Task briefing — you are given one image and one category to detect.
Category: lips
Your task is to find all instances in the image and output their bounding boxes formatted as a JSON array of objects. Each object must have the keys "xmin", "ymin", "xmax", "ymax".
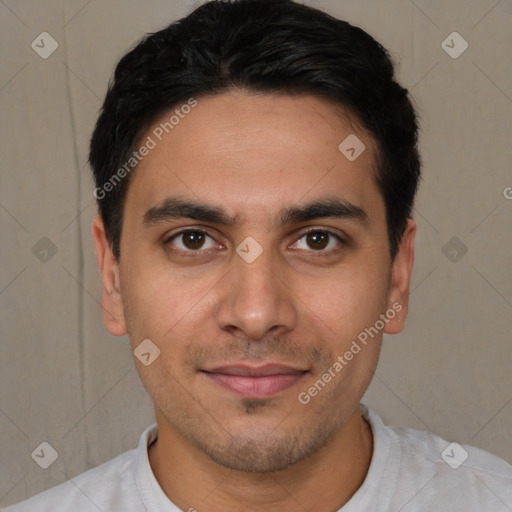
[{"xmin": 202, "ymin": 363, "xmax": 308, "ymax": 399}]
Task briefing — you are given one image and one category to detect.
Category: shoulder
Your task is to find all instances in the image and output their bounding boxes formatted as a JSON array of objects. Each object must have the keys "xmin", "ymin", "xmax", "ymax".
[
  {"xmin": 378, "ymin": 413, "xmax": 512, "ymax": 510},
  {"xmin": 3, "ymin": 423, "xmax": 160, "ymax": 512},
  {"xmin": 3, "ymin": 449, "xmax": 139, "ymax": 512}
]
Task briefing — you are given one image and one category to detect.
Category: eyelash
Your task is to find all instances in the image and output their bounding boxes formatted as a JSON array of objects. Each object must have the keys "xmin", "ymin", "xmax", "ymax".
[{"xmin": 163, "ymin": 228, "xmax": 346, "ymax": 256}]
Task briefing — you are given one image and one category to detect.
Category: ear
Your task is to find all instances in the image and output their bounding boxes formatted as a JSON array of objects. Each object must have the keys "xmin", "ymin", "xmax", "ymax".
[
  {"xmin": 383, "ymin": 219, "xmax": 416, "ymax": 335},
  {"xmin": 91, "ymin": 214, "xmax": 128, "ymax": 336}
]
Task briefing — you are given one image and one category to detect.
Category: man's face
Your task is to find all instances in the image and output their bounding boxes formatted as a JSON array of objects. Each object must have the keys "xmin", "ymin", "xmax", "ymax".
[{"xmin": 93, "ymin": 91, "xmax": 414, "ymax": 472}]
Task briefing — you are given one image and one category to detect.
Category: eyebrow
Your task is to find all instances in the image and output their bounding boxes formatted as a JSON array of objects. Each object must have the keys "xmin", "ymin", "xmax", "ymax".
[{"xmin": 142, "ymin": 195, "xmax": 369, "ymax": 230}]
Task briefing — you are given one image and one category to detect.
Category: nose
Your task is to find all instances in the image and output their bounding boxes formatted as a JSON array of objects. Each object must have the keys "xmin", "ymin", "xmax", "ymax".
[{"xmin": 216, "ymin": 242, "xmax": 298, "ymax": 342}]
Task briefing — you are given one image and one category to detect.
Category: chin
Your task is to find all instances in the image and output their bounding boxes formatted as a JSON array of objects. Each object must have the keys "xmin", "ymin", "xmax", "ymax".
[{"xmin": 189, "ymin": 416, "xmax": 336, "ymax": 473}]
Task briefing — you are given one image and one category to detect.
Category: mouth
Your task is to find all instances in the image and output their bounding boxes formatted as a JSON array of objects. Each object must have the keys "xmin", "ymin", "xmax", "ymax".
[{"xmin": 201, "ymin": 363, "xmax": 309, "ymax": 399}]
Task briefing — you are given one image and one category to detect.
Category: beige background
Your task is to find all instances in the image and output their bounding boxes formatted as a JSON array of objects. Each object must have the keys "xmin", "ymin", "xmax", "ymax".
[{"xmin": 1, "ymin": 0, "xmax": 511, "ymax": 506}]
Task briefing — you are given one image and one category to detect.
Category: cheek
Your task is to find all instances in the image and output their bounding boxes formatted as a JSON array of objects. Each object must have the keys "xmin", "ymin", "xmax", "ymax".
[
  {"xmin": 122, "ymin": 260, "xmax": 219, "ymax": 344},
  {"xmin": 301, "ymin": 263, "xmax": 389, "ymax": 343}
]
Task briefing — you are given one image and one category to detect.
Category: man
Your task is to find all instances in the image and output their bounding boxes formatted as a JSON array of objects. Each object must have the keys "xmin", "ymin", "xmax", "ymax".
[{"xmin": 6, "ymin": 0, "xmax": 511, "ymax": 510}]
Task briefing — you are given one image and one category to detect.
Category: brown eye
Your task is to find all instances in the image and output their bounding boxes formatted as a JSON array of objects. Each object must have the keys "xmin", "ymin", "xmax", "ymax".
[
  {"xmin": 167, "ymin": 230, "xmax": 216, "ymax": 252},
  {"xmin": 293, "ymin": 230, "xmax": 343, "ymax": 252},
  {"xmin": 306, "ymin": 231, "xmax": 329, "ymax": 250},
  {"xmin": 183, "ymin": 231, "xmax": 206, "ymax": 250}
]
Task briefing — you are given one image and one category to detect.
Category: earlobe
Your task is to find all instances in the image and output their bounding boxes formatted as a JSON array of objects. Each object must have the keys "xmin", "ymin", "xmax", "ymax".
[
  {"xmin": 91, "ymin": 214, "xmax": 128, "ymax": 336},
  {"xmin": 383, "ymin": 219, "xmax": 416, "ymax": 335}
]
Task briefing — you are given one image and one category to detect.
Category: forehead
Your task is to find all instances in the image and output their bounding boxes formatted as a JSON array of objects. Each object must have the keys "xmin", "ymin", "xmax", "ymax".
[{"xmin": 124, "ymin": 91, "xmax": 383, "ymax": 223}]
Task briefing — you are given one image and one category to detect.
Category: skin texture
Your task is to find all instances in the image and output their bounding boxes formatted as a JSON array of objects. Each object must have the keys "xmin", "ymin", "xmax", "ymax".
[{"xmin": 92, "ymin": 91, "xmax": 416, "ymax": 511}]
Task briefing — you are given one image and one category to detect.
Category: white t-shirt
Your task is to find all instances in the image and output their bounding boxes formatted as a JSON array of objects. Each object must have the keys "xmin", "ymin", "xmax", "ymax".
[{"xmin": 4, "ymin": 405, "xmax": 512, "ymax": 511}]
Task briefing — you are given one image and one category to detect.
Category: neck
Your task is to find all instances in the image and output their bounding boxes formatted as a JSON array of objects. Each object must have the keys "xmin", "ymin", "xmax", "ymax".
[{"xmin": 148, "ymin": 407, "xmax": 373, "ymax": 512}]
